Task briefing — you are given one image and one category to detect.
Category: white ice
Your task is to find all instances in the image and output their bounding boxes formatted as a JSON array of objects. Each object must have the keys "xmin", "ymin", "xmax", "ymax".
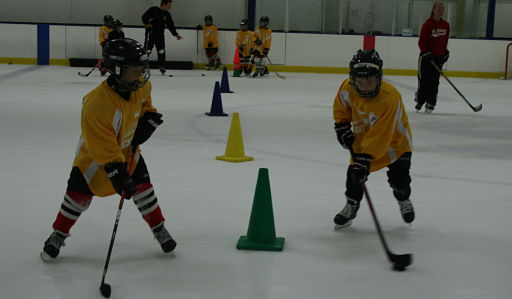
[{"xmin": 0, "ymin": 64, "xmax": 511, "ymax": 299}]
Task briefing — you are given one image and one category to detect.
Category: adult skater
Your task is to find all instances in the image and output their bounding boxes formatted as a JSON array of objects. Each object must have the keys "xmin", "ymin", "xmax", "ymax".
[
  {"xmin": 142, "ymin": 0, "xmax": 183, "ymax": 75},
  {"xmin": 415, "ymin": 1, "xmax": 450, "ymax": 113},
  {"xmin": 333, "ymin": 49, "xmax": 414, "ymax": 228},
  {"xmin": 41, "ymin": 38, "xmax": 176, "ymax": 261}
]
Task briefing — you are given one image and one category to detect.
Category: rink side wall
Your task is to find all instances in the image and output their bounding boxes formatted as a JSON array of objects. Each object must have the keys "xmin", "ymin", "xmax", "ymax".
[{"xmin": 0, "ymin": 23, "xmax": 510, "ymax": 78}]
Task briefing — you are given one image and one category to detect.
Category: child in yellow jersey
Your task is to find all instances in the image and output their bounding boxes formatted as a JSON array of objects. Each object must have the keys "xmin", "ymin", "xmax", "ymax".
[
  {"xmin": 251, "ymin": 16, "xmax": 272, "ymax": 77},
  {"xmin": 98, "ymin": 15, "xmax": 114, "ymax": 76},
  {"xmin": 236, "ymin": 18, "xmax": 254, "ymax": 75},
  {"xmin": 332, "ymin": 49, "xmax": 414, "ymax": 229},
  {"xmin": 41, "ymin": 39, "xmax": 176, "ymax": 262},
  {"xmin": 200, "ymin": 15, "xmax": 222, "ymax": 70}
]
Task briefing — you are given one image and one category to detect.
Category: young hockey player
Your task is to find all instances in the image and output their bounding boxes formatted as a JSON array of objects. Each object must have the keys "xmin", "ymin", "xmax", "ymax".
[
  {"xmin": 200, "ymin": 15, "xmax": 222, "ymax": 70},
  {"xmin": 98, "ymin": 15, "xmax": 114, "ymax": 76},
  {"xmin": 41, "ymin": 38, "xmax": 176, "ymax": 262},
  {"xmin": 236, "ymin": 18, "xmax": 254, "ymax": 75},
  {"xmin": 107, "ymin": 19, "xmax": 125, "ymax": 41},
  {"xmin": 332, "ymin": 49, "xmax": 414, "ymax": 229},
  {"xmin": 415, "ymin": 2, "xmax": 450, "ymax": 113},
  {"xmin": 251, "ymin": 16, "xmax": 272, "ymax": 77},
  {"xmin": 142, "ymin": 0, "xmax": 183, "ymax": 75}
]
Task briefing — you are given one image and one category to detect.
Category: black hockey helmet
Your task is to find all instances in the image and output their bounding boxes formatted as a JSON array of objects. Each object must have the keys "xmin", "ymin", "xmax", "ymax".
[
  {"xmin": 259, "ymin": 16, "xmax": 270, "ymax": 26},
  {"xmin": 103, "ymin": 38, "xmax": 150, "ymax": 91},
  {"xmin": 112, "ymin": 19, "xmax": 123, "ymax": 28},
  {"xmin": 204, "ymin": 15, "xmax": 213, "ymax": 24},
  {"xmin": 104, "ymin": 15, "xmax": 114, "ymax": 23},
  {"xmin": 240, "ymin": 18, "xmax": 248, "ymax": 26},
  {"xmin": 349, "ymin": 49, "xmax": 383, "ymax": 98}
]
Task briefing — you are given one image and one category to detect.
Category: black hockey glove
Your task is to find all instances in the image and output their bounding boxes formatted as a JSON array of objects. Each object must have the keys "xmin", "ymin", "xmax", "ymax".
[
  {"xmin": 239, "ymin": 45, "xmax": 244, "ymax": 53},
  {"xmin": 253, "ymin": 50, "xmax": 261, "ymax": 57},
  {"xmin": 441, "ymin": 49, "xmax": 449, "ymax": 63},
  {"xmin": 255, "ymin": 39, "xmax": 262, "ymax": 46},
  {"xmin": 263, "ymin": 48, "xmax": 269, "ymax": 56},
  {"xmin": 195, "ymin": 24, "xmax": 202, "ymax": 30},
  {"xmin": 334, "ymin": 122, "xmax": 354, "ymax": 150},
  {"xmin": 132, "ymin": 111, "xmax": 163, "ymax": 147},
  {"xmin": 104, "ymin": 162, "xmax": 136, "ymax": 199},
  {"xmin": 350, "ymin": 153, "xmax": 372, "ymax": 183},
  {"xmin": 207, "ymin": 42, "xmax": 213, "ymax": 48}
]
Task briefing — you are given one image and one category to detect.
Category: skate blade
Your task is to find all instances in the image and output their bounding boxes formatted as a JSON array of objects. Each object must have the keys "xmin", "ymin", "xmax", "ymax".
[
  {"xmin": 334, "ymin": 220, "xmax": 352, "ymax": 230},
  {"xmin": 40, "ymin": 251, "xmax": 55, "ymax": 263}
]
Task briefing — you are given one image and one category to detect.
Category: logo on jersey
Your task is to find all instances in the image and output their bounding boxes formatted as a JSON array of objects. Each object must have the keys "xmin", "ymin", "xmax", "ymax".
[{"xmin": 431, "ymin": 28, "xmax": 447, "ymax": 38}]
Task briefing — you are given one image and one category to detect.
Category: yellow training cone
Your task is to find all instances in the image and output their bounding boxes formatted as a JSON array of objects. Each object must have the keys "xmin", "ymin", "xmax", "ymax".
[{"xmin": 216, "ymin": 112, "xmax": 254, "ymax": 162}]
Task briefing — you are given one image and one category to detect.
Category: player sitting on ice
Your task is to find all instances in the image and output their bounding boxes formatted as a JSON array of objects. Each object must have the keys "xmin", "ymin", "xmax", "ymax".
[
  {"xmin": 236, "ymin": 18, "xmax": 254, "ymax": 75},
  {"xmin": 332, "ymin": 49, "xmax": 415, "ymax": 229},
  {"xmin": 198, "ymin": 15, "xmax": 222, "ymax": 70},
  {"xmin": 251, "ymin": 16, "xmax": 272, "ymax": 77},
  {"xmin": 41, "ymin": 38, "xmax": 176, "ymax": 262}
]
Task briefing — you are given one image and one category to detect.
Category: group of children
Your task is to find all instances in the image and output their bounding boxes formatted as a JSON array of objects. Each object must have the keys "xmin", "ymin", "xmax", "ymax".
[
  {"xmin": 199, "ymin": 16, "xmax": 272, "ymax": 77},
  {"xmin": 98, "ymin": 15, "xmax": 125, "ymax": 75}
]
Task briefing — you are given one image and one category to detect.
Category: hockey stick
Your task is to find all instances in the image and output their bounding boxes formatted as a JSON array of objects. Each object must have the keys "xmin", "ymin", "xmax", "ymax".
[
  {"xmin": 265, "ymin": 56, "xmax": 287, "ymax": 79},
  {"xmin": 430, "ymin": 60, "xmax": 482, "ymax": 112},
  {"xmin": 349, "ymin": 149, "xmax": 413, "ymax": 271},
  {"xmin": 99, "ymin": 148, "xmax": 136, "ymax": 298},
  {"xmin": 78, "ymin": 63, "xmax": 100, "ymax": 77}
]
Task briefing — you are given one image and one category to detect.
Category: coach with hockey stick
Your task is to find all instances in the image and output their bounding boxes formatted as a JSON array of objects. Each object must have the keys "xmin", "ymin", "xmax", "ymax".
[
  {"xmin": 142, "ymin": 0, "xmax": 183, "ymax": 75},
  {"xmin": 415, "ymin": 1, "xmax": 450, "ymax": 113}
]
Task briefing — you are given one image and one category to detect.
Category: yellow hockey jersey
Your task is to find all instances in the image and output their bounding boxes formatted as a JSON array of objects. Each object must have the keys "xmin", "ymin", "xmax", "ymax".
[
  {"xmin": 236, "ymin": 30, "xmax": 254, "ymax": 57},
  {"xmin": 333, "ymin": 79, "xmax": 413, "ymax": 172},
  {"xmin": 202, "ymin": 25, "xmax": 219, "ymax": 48},
  {"xmin": 99, "ymin": 25, "xmax": 113, "ymax": 46},
  {"xmin": 253, "ymin": 27, "xmax": 272, "ymax": 52},
  {"xmin": 73, "ymin": 80, "xmax": 157, "ymax": 197}
]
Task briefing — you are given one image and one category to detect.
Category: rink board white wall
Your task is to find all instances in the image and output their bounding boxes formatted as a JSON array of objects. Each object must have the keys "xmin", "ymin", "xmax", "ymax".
[{"xmin": 1, "ymin": 23, "xmax": 510, "ymax": 73}]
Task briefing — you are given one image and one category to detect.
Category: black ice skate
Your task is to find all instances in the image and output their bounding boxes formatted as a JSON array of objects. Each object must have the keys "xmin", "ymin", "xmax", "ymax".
[
  {"xmin": 397, "ymin": 199, "xmax": 415, "ymax": 224},
  {"xmin": 40, "ymin": 230, "xmax": 69, "ymax": 262},
  {"xmin": 159, "ymin": 66, "xmax": 166, "ymax": 75},
  {"xmin": 252, "ymin": 68, "xmax": 260, "ymax": 78},
  {"xmin": 425, "ymin": 103, "xmax": 435, "ymax": 113},
  {"xmin": 153, "ymin": 224, "xmax": 176, "ymax": 253},
  {"xmin": 334, "ymin": 199, "xmax": 360, "ymax": 229}
]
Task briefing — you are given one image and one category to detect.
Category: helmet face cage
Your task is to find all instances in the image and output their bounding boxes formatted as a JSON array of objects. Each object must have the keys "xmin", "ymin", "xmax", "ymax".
[
  {"xmin": 104, "ymin": 39, "xmax": 151, "ymax": 91},
  {"xmin": 240, "ymin": 18, "xmax": 248, "ymax": 29},
  {"xmin": 104, "ymin": 15, "xmax": 113, "ymax": 25},
  {"xmin": 349, "ymin": 49, "xmax": 383, "ymax": 98},
  {"xmin": 259, "ymin": 16, "xmax": 269, "ymax": 27},
  {"xmin": 204, "ymin": 15, "xmax": 213, "ymax": 25}
]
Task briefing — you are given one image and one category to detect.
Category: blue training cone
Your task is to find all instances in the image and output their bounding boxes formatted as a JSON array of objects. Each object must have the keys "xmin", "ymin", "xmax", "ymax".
[
  {"xmin": 220, "ymin": 66, "xmax": 234, "ymax": 93},
  {"xmin": 205, "ymin": 81, "xmax": 228, "ymax": 116}
]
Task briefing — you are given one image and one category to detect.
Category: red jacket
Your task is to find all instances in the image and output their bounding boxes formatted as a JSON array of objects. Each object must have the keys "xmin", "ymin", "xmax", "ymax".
[{"xmin": 418, "ymin": 17, "xmax": 450, "ymax": 56}]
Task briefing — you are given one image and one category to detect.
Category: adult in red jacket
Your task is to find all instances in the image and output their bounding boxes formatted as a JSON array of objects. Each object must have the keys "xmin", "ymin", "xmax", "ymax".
[{"xmin": 415, "ymin": 2, "xmax": 450, "ymax": 113}]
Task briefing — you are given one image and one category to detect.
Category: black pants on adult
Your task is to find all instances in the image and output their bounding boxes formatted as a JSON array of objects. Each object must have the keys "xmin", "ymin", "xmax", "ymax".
[
  {"xmin": 145, "ymin": 31, "xmax": 166, "ymax": 68},
  {"xmin": 416, "ymin": 55, "xmax": 445, "ymax": 108},
  {"xmin": 345, "ymin": 152, "xmax": 412, "ymax": 203}
]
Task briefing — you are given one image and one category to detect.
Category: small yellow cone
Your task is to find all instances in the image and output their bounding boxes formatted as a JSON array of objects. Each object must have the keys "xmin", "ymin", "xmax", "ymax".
[{"xmin": 216, "ymin": 112, "xmax": 254, "ymax": 162}]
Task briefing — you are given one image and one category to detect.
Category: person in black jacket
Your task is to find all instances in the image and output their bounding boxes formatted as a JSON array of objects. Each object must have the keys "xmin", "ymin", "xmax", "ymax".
[{"xmin": 142, "ymin": 0, "xmax": 183, "ymax": 74}]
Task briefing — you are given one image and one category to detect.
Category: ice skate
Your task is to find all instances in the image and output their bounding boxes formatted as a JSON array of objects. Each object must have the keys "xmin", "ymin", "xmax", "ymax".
[
  {"xmin": 153, "ymin": 224, "xmax": 176, "ymax": 253},
  {"xmin": 398, "ymin": 199, "xmax": 415, "ymax": 224},
  {"xmin": 334, "ymin": 199, "xmax": 360, "ymax": 229},
  {"xmin": 40, "ymin": 230, "xmax": 69, "ymax": 262}
]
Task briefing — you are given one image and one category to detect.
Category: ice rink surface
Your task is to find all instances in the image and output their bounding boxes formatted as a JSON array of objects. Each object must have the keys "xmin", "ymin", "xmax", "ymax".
[{"xmin": 0, "ymin": 64, "xmax": 511, "ymax": 298}]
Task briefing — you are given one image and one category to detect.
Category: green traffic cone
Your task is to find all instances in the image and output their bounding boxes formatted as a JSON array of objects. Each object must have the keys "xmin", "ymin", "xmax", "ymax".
[{"xmin": 236, "ymin": 168, "xmax": 285, "ymax": 251}]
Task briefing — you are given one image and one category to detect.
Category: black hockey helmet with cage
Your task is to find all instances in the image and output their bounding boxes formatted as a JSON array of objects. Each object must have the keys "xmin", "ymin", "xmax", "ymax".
[
  {"xmin": 259, "ymin": 16, "xmax": 270, "ymax": 26},
  {"xmin": 204, "ymin": 15, "xmax": 213, "ymax": 24},
  {"xmin": 240, "ymin": 18, "xmax": 248, "ymax": 26},
  {"xmin": 349, "ymin": 49, "xmax": 383, "ymax": 98},
  {"xmin": 103, "ymin": 38, "xmax": 150, "ymax": 91},
  {"xmin": 112, "ymin": 19, "xmax": 123, "ymax": 28},
  {"xmin": 104, "ymin": 15, "xmax": 114, "ymax": 23}
]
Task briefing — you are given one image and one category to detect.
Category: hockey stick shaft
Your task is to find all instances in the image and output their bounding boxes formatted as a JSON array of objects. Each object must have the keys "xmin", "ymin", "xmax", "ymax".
[
  {"xmin": 100, "ymin": 149, "xmax": 136, "ymax": 287},
  {"xmin": 349, "ymin": 149, "xmax": 412, "ymax": 266},
  {"xmin": 78, "ymin": 63, "xmax": 99, "ymax": 77},
  {"xmin": 265, "ymin": 56, "xmax": 286, "ymax": 79},
  {"xmin": 430, "ymin": 60, "xmax": 482, "ymax": 112}
]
